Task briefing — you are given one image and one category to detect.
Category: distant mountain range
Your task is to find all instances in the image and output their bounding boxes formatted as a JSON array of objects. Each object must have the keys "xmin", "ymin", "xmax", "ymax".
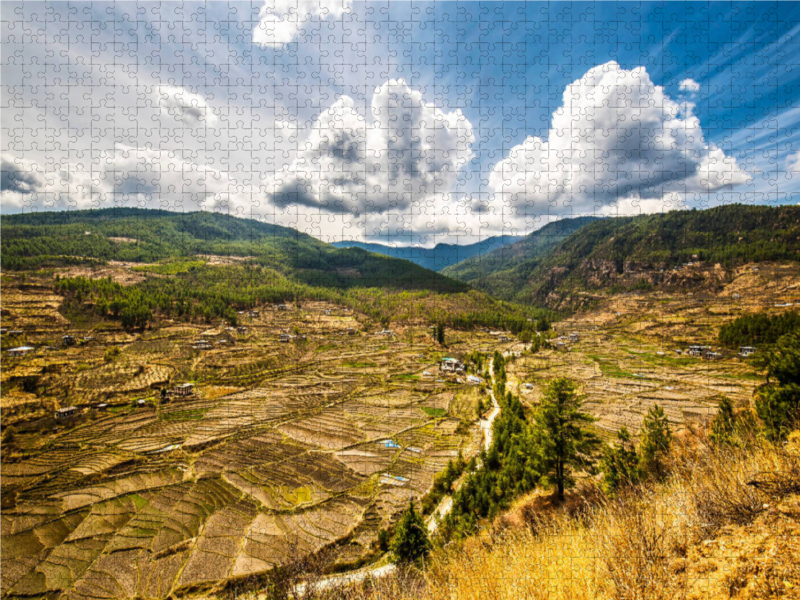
[{"xmin": 331, "ymin": 235, "xmax": 524, "ymax": 272}]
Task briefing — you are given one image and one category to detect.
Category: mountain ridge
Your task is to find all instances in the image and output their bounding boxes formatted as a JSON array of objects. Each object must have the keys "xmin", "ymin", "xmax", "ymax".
[{"xmin": 331, "ymin": 235, "xmax": 524, "ymax": 272}]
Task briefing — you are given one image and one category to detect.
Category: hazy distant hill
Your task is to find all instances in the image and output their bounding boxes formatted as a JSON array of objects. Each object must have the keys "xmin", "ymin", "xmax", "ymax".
[
  {"xmin": 331, "ymin": 235, "xmax": 524, "ymax": 272},
  {"xmin": 443, "ymin": 206, "xmax": 800, "ymax": 309}
]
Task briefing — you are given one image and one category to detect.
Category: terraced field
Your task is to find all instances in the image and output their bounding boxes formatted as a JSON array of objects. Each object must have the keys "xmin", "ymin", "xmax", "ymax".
[
  {"xmin": 1, "ymin": 272, "xmax": 492, "ymax": 599},
  {"xmin": 507, "ymin": 263, "xmax": 800, "ymax": 440}
]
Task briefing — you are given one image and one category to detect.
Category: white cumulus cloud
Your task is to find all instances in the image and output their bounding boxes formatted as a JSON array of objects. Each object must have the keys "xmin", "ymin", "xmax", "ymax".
[
  {"xmin": 253, "ymin": 0, "xmax": 352, "ymax": 48},
  {"xmin": 266, "ymin": 79, "xmax": 475, "ymax": 214},
  {"xmin": 679, "ymin": 78, "xmax": 701, "ymax": 93},
  {"xmin": 489, "ymin": 62, "xmax": 749, "ymax": 216},
  {"xmin": 156, "ymin": 86, "xmax": 219, "ymax": 127}
]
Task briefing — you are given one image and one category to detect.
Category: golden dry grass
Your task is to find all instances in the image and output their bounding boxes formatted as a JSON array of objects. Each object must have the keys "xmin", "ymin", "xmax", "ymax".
[{"xmin": 310, "ymin": 430, "xmax": 800, "ymax": 600}]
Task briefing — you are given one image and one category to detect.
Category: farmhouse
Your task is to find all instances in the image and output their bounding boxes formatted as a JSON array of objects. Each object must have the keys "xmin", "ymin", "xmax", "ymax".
[
  {"xmin": 705, "ymin": 351, "xmax": 722, "ymax": 361},
  {"xmin": 8, "ymin": 346, "xmax": 34, "ymax": 357},
  {"xmin": 569, "ymin": 333, "xmax": 580, "ymax": 342},
  {"xmin": 732, "ymin": 293, "xmax": 741, "ymax": 300},
  {"xmin": 739, "ymin": 346, "xmax": 756, "ymax": 357},
  {"xmin": 345, "ymin": 328, "xmax": 356, "ymax": 335},
  {"xmin": 248, "ymin": 310, "xmax": 260, "ymax": 318},
  {"xmin": 237, "ymin": 326, "xmax": 248, "ymax": 334},
  {"xmin": 279, "ymin": 333, "xmax": 294, "ymax": 342},
  {"xmin": 277, "ymin": 304, "xmax": 290, "ymax": 311},
  {"xmin": 376, "ymin": 329, "xmax": 394, "ymax": 336},
  {"xmin": 467, "ymin": 375, "xmax": 483, "ymax": 385},
  {"xmin": 192, "ymin": 340, "xmax": 212, "ymax": 350},
  {"xmin": 55, "ymin": 406, "xmax": 77, "ymax": 419},
  {"xmin": 440, "ymin": 357, "xmax": 464, "ymax": 373},
  {"xmin": 687, "ymin": 345, "xmax": 709, "ymax": 357},
  {"xmin": 173, "ymin": 383, "xmax": 195, "ymax": 397},
  {"xmin": 96, "ymin": 403, "xmax": 108, "ymax": 411},
  {"xmin": 62, "ymin": 334, "xmax": 75, "ymax": 346}
]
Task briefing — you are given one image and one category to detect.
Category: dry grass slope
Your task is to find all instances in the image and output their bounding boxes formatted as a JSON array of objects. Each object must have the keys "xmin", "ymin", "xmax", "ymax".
[{"xmin": 307, "ymin": 430, "xmax": 800, "ymax": 600}]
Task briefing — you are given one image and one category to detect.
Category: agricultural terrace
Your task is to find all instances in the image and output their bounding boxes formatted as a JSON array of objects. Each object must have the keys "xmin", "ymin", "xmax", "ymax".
[
  {"xmin": 507, "ymin": 263, "xmax": 800, "ymax": 441},
  {"xmin": 0, "ymin": 267, "xmax": 507, "ymax": 600}
]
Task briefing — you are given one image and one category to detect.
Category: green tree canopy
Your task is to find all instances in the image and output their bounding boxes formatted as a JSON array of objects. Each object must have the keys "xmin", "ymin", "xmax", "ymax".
[
  {"xmin": 600, "ymin": 426, "xmax": 640, "ymax": 497},
  {"xmin": 756, "ymin": 332, "xmax": 800, "ymax": 440},
  {"xmin": 390, "ymin": 500, "xmax": 431, "ymax": 565},
  {"xmin": 639, "ymin": 404, "xmax": 672, "ymax": 479},
  {"xmin": 530, "ymin": 377, "xmax": 599, "ymax": 500}
]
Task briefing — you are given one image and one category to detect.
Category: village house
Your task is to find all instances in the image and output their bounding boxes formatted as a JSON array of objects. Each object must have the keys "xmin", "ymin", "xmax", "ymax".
[
  {"xmin": 55, "ymin": 406, "xmax": 77, "ymax": 419},
  {"xmin": 279, "ymin": 333, "xmax": 293, "ymax": 342},
  {"xmin": 569, "ymin": 333, "xmax": 580, "ymax": 342},
  {"xmin": 62, "ymin": 334, "xmax": 75, "ymax": 346},
  {"xmin": 192, "ymin": 340, "xmax": 212, "ymax": 350},
  {"xmin": 173, "ymin": 383, "xmax": 195, "ymax": 397},
  {"xmin": 345, "ymin": 328, "xmax": 356, "ymax": 335},
  {"xmin": 8, "ymin": 346, "xmax": 34, "ymax": 357},
  {"xmin": 440, "ymin": 357, "xmax": 464, "ymax": 373},
  {"xmin": 277, "ymin": 304, "xmax": 290, "ymax": 311},
  {"xmin": 705, "ymin": 351, "xmax": 722, "ymax": 361},
  {"xmin": 376, "ymin": 329, "xmax": 394, "ymax": 336},
  {"xmin": 687, "ymin": 345, "xmax": 709, "ymax": 357},
  {"xmin": 467, "ymin": 375, "xmax": 483, "ymax": 385},
  {"xmin": 732, "ymin": 293, "xmax": 741, "ymax": 300},
  {"xmin": 237, "ymin": 326, "xmax": 248, "ymax": 334},
  {"xmin": 739, "ymin": 346, "xmax": 756, "ymax": 357},
  {"xmin": 248, "ymin": 310, "xmax": 260, "ymax": 318},
  {"xmin": 96, "ymin": 403, "xmax": 108, "ymax": 411}
]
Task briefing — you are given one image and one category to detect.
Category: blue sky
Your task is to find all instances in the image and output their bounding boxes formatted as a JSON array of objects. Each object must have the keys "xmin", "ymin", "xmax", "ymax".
[{"xmin": 3, "ymin": 1, "xmax": 800, "ymax": 245}]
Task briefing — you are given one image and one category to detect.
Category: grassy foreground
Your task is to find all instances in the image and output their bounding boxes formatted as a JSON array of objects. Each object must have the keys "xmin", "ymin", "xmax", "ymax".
[{"xmin": 296, "ymin": 426, "xmax": 800, "ymax": 600}]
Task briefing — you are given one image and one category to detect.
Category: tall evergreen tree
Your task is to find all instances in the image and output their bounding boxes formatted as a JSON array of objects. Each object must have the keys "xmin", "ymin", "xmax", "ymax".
[
  {"xmin": 530, "ymin": 378, "xmax": 599, "ymax": 500},
  {"xmin": 389, "ymin": 500, "xmax": 431, "ymax": 565},
  {"xmin": 639, "ymin": 404, "xmax": 672, "ymax": 479}
]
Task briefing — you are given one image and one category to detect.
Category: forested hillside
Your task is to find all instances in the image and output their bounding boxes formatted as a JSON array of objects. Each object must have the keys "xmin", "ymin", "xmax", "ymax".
[
  {"xmin": 443, "ymin": 205, "xmax": 800, "ymax": 309},
  {"xmin": 441, "ymin": 216, "xmax": 597, "ymax": 291},
  {"xmin": 2, "ymin": 208, "xmax": 549, "ymax": 332},
  {"xmin": 1, "ymin": 208, "xmax": 465, "ymax": 292}
]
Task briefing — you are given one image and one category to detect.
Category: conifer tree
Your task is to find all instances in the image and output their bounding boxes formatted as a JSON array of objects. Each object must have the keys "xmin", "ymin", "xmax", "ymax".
[
  {"xmin": 530, "ymin": 378, "xmax": 599, "ymax": 500},
  {"xmin": 709, "ymin": 396, "xmax": 736, "ymax": 446},
  {"xmin": 756, "ymin": 332, "xmax": 800, "ymax": 440},
  {"xmin": 600, "ymin": 426, "xmax": 639, "ymax": 496},
  {"xmin": 390, "ymin": 500, "xmax": 431, "ymax": 565},
  {"xmin": 639, "ymin": 404, "xmax": 672, "ymax": 479}
]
